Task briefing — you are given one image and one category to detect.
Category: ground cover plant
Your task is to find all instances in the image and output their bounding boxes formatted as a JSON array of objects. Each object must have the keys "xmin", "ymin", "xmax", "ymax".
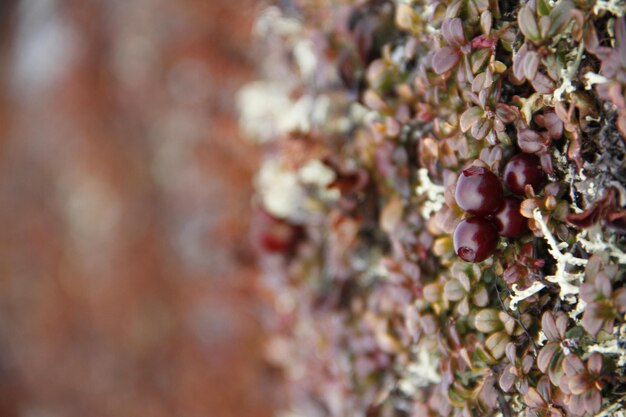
[{"xmin": 240, "ymin": 0, "xmax": 626, "ymax": 415}]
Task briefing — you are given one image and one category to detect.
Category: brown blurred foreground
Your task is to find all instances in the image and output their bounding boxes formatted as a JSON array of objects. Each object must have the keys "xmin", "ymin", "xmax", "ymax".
[{"xmin": 0, "ymin": 1, "xmax": 273, "ymax": 416}]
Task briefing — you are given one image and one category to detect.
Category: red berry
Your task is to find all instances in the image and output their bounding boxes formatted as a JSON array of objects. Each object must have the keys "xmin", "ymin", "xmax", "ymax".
[
  {"xmin": 453, "ymin": 217, "xmax": 499, "ymax": 263},
  {"xmin": 489, "ymin": 197, "xmax": 528, "ymax": 238},
  {"xmin": 455, "ymin": 166, "xmax": 504, "ymax": 216},
  {"xmin": 258, "ymin": 211, "xmax": 301, "ymax": 253},
  {"xmin": 503, "ymin": 154, "xmax": 545, "ymax": 196},
  {"xmin": 260, "ymin": 227, "xmax": 293, "ymax": 252}
]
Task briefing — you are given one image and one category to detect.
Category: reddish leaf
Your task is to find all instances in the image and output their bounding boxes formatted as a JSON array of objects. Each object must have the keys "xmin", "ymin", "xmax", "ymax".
[
  {"xmin": 519, "ymin": 5, "xmax": 540, "ymax": 42},
  {"xmin": 432, "ymin": 47, "xmax": 460, "ymax": 74},
  {"xmin": 460, "ymin": 106, "xmax": 484, "ymax": 132},
  {"xmin": 442, "ymin": 18, "xmax": 466, "ymax": 47},
  {"xmin": 582, "ymin": 306, "xmax": 606, "ymax": 336},
  {"xmin": 496, "ymin": 103, "xmax": 520, "ymax": 124},
  {"xmin": 531, "ymin": 72, "xmax": 556, "ymax": 93},
  {"xmin": 615, "ymin": 288, "xmax": 626, "ymax": 313},
  {"xmin": 541, "ymin": 312, "xmax": 560, "ymax": 341},
  {"xmin": 568, "ymin": 374, "xmax": 593, "ymax": 395},
  {"xmin": 537, "ymin": 376, "xmax": 552, "ymax": 403},
  {"xmin": 616, "ymin": 18, "xmax": 626, "ymax": 67},
  {"xmin": 563, "ymin": 354, "xmax": 585, "ymax": 377},
  {"xmin": 596, "ymin": 272, "xmax": 612, "ymax": 298},
  {"xmin": 505, "ymin": 342, "xmax": 517, "ymax": 364},
  {"xmin": 499, "ymin": 368, "xmax": 516, "ymax": 392},
  {"xmin": 471, "ymin": 117, "xmax": 492, "ymax": 140},
  {"xmin": 517, "ymin": 125, "xmax": 548, "ymax": 153},
  {"xmin": 513, "ymin": 43, "xmax": 529, "ymax": 81},
  {"xmin": 524, "ymin": 50, "xmax": 540, "ymax": 80},
  {"xmin": 524, "ymin": 387, "xmax": 547, "ymax": 408},
  {"xmin": 548, "ymin": 353, "xmax": 565, "ymax": 386},
  {"xmin": 584, "ymin": 22, "xmax": 601, "ymax": 54},
  {"xmin": 584, "ymin": 389, "xmax": 602, "ymax": 415},
  {"xmin": 587, "ymin": 352, "xmax": 603, "ymax": 375},
  {"xmin": 537, "ymin": 342, "xmax": 559, "ymax": 373},
  {"xmin": 549, "ymin": 0, "xmax": 575, "ymax": 37}
]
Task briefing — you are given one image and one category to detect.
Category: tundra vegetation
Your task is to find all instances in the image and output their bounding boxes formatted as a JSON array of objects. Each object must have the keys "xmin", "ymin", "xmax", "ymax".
[{"xmin": 240, "ymin": 0, "xmax": 626, "ymax": 415}]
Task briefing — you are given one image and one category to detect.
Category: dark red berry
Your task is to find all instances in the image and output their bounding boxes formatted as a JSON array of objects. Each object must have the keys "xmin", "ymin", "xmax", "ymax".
[
  {"xmin": 453, "ymin": 217, "xmax": 499, "ymax": 263},
  {"xmin": 503, "ymin": 154, "xmax": 545, "ymax": 196},
  {"xmin": 489, "ymin": 197, "xmax": 528, "ymax": 238},
  {"xmin": 454, "ymin": 166, "xmax": 504, "ymax": 216},
  {"xmin": 260, "ymin": 225, "xmax": 294, "ymax": 253},
  {"xmin": 258, "ymin": 210, "xmax": 302, "ymax": 253}
]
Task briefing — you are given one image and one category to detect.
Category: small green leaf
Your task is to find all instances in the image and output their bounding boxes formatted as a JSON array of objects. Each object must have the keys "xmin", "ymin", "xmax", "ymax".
[
  {"xmin": 537, "ymin": 0, "xmax": 551, "ymax": 16},
  {"xmin": 470, "ymin": 49, "xmax": 491, "ymax": 73}
]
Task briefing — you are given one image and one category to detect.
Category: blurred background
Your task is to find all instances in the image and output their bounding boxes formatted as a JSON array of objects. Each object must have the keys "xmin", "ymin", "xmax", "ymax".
[{"xmin": 0, "ymin": 0, "xmax": 275, "ymax": 416}]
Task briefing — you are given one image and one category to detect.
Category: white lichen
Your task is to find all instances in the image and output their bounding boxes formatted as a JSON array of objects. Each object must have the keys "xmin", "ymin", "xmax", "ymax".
[
  {"xmin": 256, "ymin": 158, "xmax": 304, "ymax": 219},
  {"xmin": 397, "ymin": 346, "xmax": 441, "ymax": 395},
  {"xmin": 293, "ymin": 39, "xmax": 317, "ymax": 80},
  {"xmin": 584, "ymin": 72, "xmax": 611, "ymax": 90},
  {"xmin": 553, "ymin": 43, "xmax": 584, "ymax": 102},
  {"xmin": 588, "ymin": 338, "xmax": 626, "ymax": 367},
  {"xmin": 578, "ymin": 232, "xmax": 626, "ymax": 264},
  {"xmin": 509, "ymin": 281, "xmax": 547, "ymax": 311},
  {"xmin": 593, "ymin": 0, "xmax": 626, "ymax": 16},
  {"xmin": 533, "ymin": 208, "xmax": 587, "ymax": 302},
  {"xmin": 415, "ymin": 168, "xmax": 445, "ymax": 218}
]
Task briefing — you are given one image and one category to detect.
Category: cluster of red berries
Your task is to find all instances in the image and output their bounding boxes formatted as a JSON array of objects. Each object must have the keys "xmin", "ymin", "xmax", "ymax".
[{"xmin": 453, "ymin": 154, "xmax": 545, "ymax": 263}]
